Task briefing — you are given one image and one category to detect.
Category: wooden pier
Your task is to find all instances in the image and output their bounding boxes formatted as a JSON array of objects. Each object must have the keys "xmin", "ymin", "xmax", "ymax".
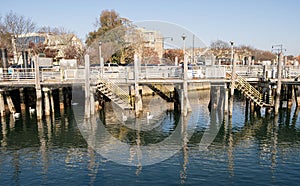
[{"xmin": 0, "ymin": 54, "xmax": 300, "ymax": 120}]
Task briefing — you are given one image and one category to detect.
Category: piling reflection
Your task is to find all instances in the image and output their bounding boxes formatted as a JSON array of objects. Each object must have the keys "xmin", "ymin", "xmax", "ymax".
[{"xmin": 1, "ymin": 92, "xmax": 300, "ymax": 184}]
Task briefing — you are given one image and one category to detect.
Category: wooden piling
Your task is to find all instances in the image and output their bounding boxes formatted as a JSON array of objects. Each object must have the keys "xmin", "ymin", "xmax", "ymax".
[
  {"xmin": 294, "ymin": 85, "xmax": 299, "ymax": 108},
  {"xmin": 90, "ymin": 87, "xmax": 95, "ymax": 115},
  {"xmin": 182, "ymin": 51, "xmax": 191, "ymax": 117},
  {"xmin": 84, "ymin": 54, "xmax": 91, "ymax": 119},
  {"xmin": 43, "ymin": 87, "xmax": 51, "ymax": 116},
  {"xmin": 6, "ymin": 92, "xmax": 16, "ymax": 114},
  {"xmin": 274, "ymin": 53, "xmax": 283, "ymax": 115},
  {"xmin": 134, "ymin": 54, "xmax": 142, "ymax": 117},
  {"xmin": 59, "ymin": 88, "xmax": 65, "ymax": 110},
  {"xmin": 50, "ymin": 89, "xmax": 55, "ymax": 114},
  {"xmin": 229, "ymin": 97, "xmax": 233, "ymax": 117},
  {"xmin": 0, "ymin": 90, "xmax": 5, "ymax": 117},
  {"xmin": 35, "ymin": 55, "xmax": 42, "ymax": 120},
  {"xmin": 230, "ymin": 53, "xmax": 237, "ymax": 97},
  {"xmin": 224, "ymin": 86, "xmax": 229, "ymax": 114},
  {"xmin": 245, "ymin": 98, "xmax": 249, "ymax": 120},
  {"xmin": 19, "ymin": 88, "xmax": 26, "ymax": 111}
]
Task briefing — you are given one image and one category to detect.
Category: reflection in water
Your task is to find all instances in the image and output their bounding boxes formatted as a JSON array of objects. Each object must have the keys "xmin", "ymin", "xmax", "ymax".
[
  {"xmin": 180, "ymin": 114, "xmax": 189, "ymax": 184},
  {"xmin": 1, "ymin": 91, "xmax": 300, "ymax": 184},
  {"xmin": 227, "ymin": 116, "xmax": 234, "ymax": 177}
]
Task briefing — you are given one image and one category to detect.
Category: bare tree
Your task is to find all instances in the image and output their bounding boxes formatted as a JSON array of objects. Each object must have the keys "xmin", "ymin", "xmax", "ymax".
[
  {"xmin": 210, "ymin": 40, "xmax": 230, "ymax": 50},
  {"xmin": 38, "ymin": 26, "xmax": 73, "ymax": 35},
  {"xmin": 1, "ymin": 11, "xmax": 36, "ymax": 63}
]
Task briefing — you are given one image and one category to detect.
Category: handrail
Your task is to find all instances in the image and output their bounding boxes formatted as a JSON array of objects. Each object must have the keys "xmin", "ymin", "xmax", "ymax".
[
  {"xmin": 227, "ymin": 72, "xmax": 273, "ymax": 107},
  {"xmin": 97, "ymin": 76, "xmax": 131, "ymax": 106}
]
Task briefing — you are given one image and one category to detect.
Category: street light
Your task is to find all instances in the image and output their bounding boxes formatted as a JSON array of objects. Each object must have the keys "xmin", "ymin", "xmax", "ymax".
[
  {"xmin": 182, "ymin": 33, "xmax": 187, "ymax": 80},
  {"xmin": 230, "ymin": 41, "xmax": 234, "ymax": 67}
]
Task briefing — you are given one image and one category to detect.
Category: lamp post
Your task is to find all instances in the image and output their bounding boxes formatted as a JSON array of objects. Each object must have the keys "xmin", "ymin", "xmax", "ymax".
[
  {"xmin": 99, "ymin": 41, "xmax": 103, "ymax": 76},
  {"xmin": 229, "ymin": 40, "xmax": 235, "ymax": 116},
  {"xmin": 230, "ymin": 41, "xmax": 236, "ymax": 97},
  {"xmin": 230, "ymin": 41, "xmax": 234, "ymax": 67},
  {"xmin": 182, "ymin": 33, "xmax": 187, "ymax": 80}
]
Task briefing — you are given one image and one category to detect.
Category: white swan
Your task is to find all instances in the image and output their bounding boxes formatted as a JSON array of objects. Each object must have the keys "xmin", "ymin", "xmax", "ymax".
[
  {"xmin": 147, "ymin": 112, "xmax": 153, "ymax": 120},
  {"xmin": 71, "ymin": 102, "xmax": 79, "ymax": 106},
  {"xmin": 29, "ymin": 107, "xmax": 35, "ymax": 115},
  {"xmin": 12, "ymin": 111, "xmax": 20, "ymax": 119},
  {"xmin": 122, "ymin": 112, "xmax": 127, "ymax": 121}
]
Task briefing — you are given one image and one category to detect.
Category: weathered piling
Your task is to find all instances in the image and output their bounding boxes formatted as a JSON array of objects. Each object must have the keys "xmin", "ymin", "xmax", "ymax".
[
  {"xmin": 90, "ymin": 87, "xmax": 95, "ymax": 115},
  {"xmin": 6, "ymin": 92, "xmax": 16, "ymax": 113},
  {"xmin": 224, "ymin": 85, "xmax": 229, "ymax": 114},
  {"xmin": 274, "ymin": 53, "xmax": 283, "ymax": 115},
  {"xmin": 50, "ymin": 89, "xmax": 55, "ymax": 114},
  {"xmin": 19, "ymin": 88, "xmax": 26, "ymax": 111},
  {"xmin": 84, "ymin": 54, "xmax": 91, "ymax": 119},
  {"xmin": 35, "ymin": 56, "xmax": 42, "ymax": 120},
  {"xmin": 0, "ymin": 90, "xmax": 5, "ymax": 117},
  {"xmin": 134, "ymin": 54, "xmax": 142, "ymax": 117},
  {"xmin": 43, "ymin": 87, "xmax": 51, "ymax": 116},
  {"xmin": 59, "ymin": 88, "xmax": 65, "ymax": 110},
  {"xmin": 294, "ymin": 85, "xmax": 299, "ymax": 107},
  {"xmin": 229, "ymin": 54, "xmax": 237, "ymax": 116}
]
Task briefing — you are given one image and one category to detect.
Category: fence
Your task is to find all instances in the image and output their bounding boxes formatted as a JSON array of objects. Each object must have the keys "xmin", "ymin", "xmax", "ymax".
[{"xmin": 1, "ymin": 65, "xmax": 300, "ymax": 82}]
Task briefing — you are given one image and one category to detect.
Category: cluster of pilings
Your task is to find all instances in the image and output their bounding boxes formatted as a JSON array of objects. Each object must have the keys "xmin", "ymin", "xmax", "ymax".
[{"xmin": 0, "ymin": 86, "xmax": 72, "ymax": 119}]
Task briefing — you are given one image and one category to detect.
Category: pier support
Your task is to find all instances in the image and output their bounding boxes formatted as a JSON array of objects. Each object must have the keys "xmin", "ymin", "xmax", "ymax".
[
  {"xmin": 19, "ymin": 88, "xmax": 26, "ymax": 111},
  {"xmin": 294, "ymin": 85, "xmax": 299, "ymax": 107},
  {"xmin": 224, "ymin": 85, "xmax": 229, "ymax": 114},
  {"xmin": 43, "ymin": 87, "xmax": 51, "ymax": 116},
  {"xmin": 50, "ymin": 89, "xmax": 55, "ymax": 114},
  {"xmin": 6, "ymin": 92, "xmax": 16, "ymax": 114},
  {"xmin": 90, "ymin": 87, "xmax": 95, "ymax": 115},
  {"xmin": 35, "ymin": 55, "xmax": 42, "ymax": 120},
  {"xmin": 182, "ymin": 47, "xmax": 191, "ymax": 117},
  {"xmin": 229, "ymin": 53, "xmax": 237, "ymax": 117},
  {"xmin": 59, "ymin": 88, "xmax": 65, "ymax": 110},
  {"xmin": 0, "ymin": 90, "xmax": 5, "ymax": 117},
  {"xmin": 84, "ymin": 54, "xmax": 91, "ymax": 119},
  {"xmin": 274, "ymin": 53, "xmax": 283, "ymax": 115},
  {"xmin": 134, "ymin": 54, "xmax": 142, "ymax": 117}
]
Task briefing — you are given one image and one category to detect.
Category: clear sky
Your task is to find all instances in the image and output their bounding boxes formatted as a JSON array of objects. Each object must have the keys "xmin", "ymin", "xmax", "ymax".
[{"xmin": 1, "ymin": 0, "xmax": 300, "ymax": 55}]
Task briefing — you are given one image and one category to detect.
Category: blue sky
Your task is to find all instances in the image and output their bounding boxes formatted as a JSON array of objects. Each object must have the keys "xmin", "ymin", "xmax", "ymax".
[{"xmin": 1, "ymin": 0, "xmax": 300, "ymax": 55}]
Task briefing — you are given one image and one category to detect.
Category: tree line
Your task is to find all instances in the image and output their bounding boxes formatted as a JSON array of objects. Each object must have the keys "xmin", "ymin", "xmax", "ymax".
[{"xmin": 1, "ymin": 10, "xmax": 298, "ymax": 66}]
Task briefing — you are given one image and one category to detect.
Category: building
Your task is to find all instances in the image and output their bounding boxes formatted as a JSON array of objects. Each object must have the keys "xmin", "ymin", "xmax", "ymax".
[{"xmin": 12, "ymin": 32, "xmax": 83, "ymax": 66}]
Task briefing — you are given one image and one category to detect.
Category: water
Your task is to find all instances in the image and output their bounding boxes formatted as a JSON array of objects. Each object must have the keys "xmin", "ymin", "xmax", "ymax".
[{"xmin": 1, "ymin": 91, "xmax": 300, "ymax": 185}]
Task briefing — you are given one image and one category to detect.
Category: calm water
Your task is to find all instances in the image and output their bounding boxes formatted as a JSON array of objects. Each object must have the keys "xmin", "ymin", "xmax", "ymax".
[{"xmin": 1, "ymin": 91, "xmax": 300, "ymax": 185}]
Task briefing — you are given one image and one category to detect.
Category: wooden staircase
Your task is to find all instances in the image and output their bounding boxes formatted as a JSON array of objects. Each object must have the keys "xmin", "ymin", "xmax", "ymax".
[
  {"xmin": 227, "ymin": 73, "xmax": 273, "ymax": 108},
  {"xmin": 146, "ymin": 84, "xmax": 174, "ymax": 102},
  {"xmin": 97, "ymin": 79, "xmax": 133, "ymax": 110}
]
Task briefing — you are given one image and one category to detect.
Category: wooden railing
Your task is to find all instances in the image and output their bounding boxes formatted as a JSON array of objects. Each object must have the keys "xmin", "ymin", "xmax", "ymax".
[
  {"xmin": 1, "ymin": 65, "xmax": 300, "ymax": 83},
  {"xmin": 97, "ymin": 77, "xmax": 132, "ymax": 110},
  {"xmin": 227, "ymin": 73, "xmax": 273, "ymax": 107}
]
